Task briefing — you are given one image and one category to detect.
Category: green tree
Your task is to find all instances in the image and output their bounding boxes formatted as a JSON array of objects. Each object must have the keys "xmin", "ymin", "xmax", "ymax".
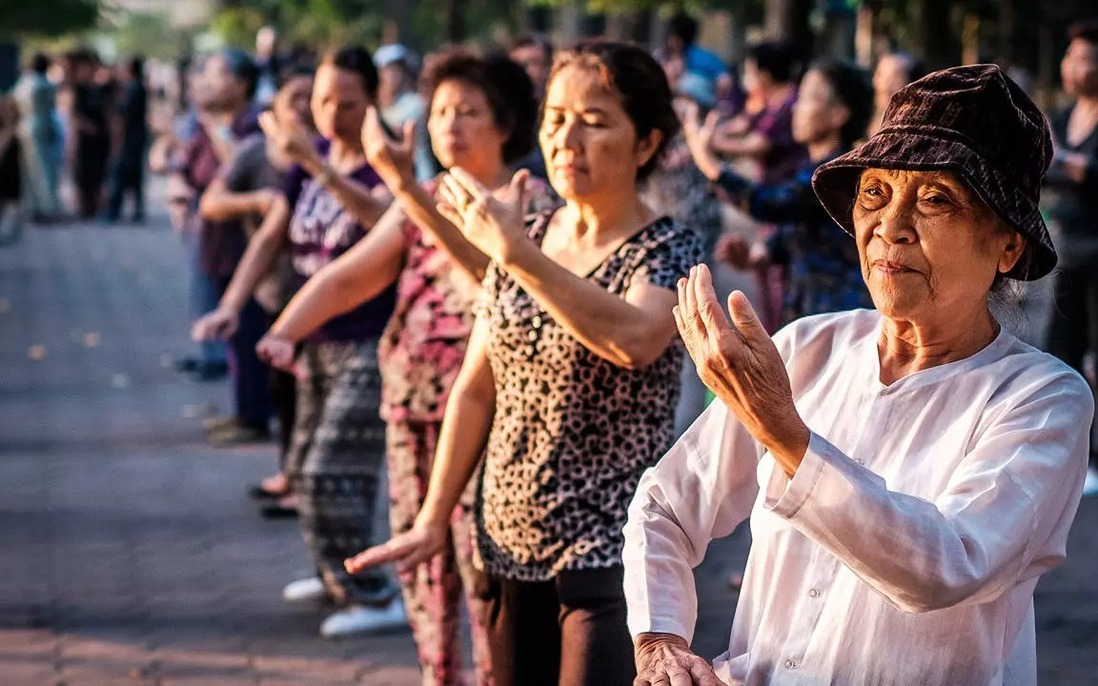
[{"xmin": 0, "ymin": 0, "xmax": 99, "ymax": 38}]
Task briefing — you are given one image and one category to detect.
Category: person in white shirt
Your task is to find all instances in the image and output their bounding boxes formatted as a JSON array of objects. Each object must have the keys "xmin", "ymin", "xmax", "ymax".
[{"xmin": 624, "ymin": 64, "xmax": 1092, "ymax": 686}]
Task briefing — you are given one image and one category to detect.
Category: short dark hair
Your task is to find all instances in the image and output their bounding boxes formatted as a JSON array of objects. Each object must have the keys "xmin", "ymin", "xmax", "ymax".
[
  {"xmin": 218, "ymin": 48, "xmax": 259, "ymax": 100},
  {"xmin": 810, "ymin": 60, "xmax": 873, "ymax": 148},
  {"xmin": 746, "ymin": 41, "xmax": 797, "ymax": 84},
  {"xmin": 321, "ymin": 45, "xmax": 380, "ymax": 102},
  {"xmin": 1068, "ymin": 18, "xmax": 1098, "ymax": 45},
  {"xmin": 422, "ymin": 50, "xmax": 538, "ymax": 165},
  {"xmin": 276, "ymin": 64, "xmax": 315, "ymax": 91},
  {"xmin": 547, "ymin": 40, "xmax": 679, "ymax": 183},
  {"xmin": 30, "ymin": 52, "xmax": 50, "ymax": 74},
  {"xmin": 668, "ymin": 12, "xmax": 699, "ymax": 47},
  {"xmin": 511, "ymin": 33, "xmax": 553, "ymax": 62},
  {"xmin": 128, "ymin": 55, "xmax": 145, "ymax": 80}
]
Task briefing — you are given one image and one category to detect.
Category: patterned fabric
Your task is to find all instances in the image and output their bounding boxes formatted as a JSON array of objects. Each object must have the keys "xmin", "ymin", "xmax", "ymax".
[
  {"xmin": 378, "ymin": 176, "xmax": 556, "ymax": 423},
  {"xmin": 287, "ymin": 339, "xmax": 395, "ymax": 606},
  {"xmin": 647, "ymin": 136, "xmax": 723, "ymax": 260},
  {"xmin": 812, "ymin": 64, "xmax": 1056, "ymax": 280},
  {"xmin": 387, "ymin": 420, "xmax": 491, "ymax": 686},
  {"xmin": 282, "ymin": 139, "xmax": 397, "ymax": 342},
  {"xmin": 474, "ymin": 211, "xmax": 703, "ymax": 581},
  {"xmin": 716, "ymin": 153, "xmax": 872, "ymax": 323}
]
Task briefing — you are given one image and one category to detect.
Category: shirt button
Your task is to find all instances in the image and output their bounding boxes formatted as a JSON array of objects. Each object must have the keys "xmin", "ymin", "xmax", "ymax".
[
  {"xmin": 809, "ymin": 588, "xmax": 820, "ymax": 598},
  {"xmin": 854, "ymin": 458, "xmax": 866, "ymax": 466},
  {"xmin": 527, "ymin": 329, "xmax": 539, "ymax": 341},
  {"xmin": 784, "ymin": 659, "xmax": 797, "ymax": 670},
  {"xmin": 531, "ymin": 315, "xmax": 542, "ymax": 328}
]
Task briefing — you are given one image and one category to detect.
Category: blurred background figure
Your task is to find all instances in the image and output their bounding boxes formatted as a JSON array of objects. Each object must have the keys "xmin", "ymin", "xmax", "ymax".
[
  {"xmin": 1043, "ymin": 18, "xmax": 1098, "ymax": 496},
  {"xmin": 69, "ymin": 48, "xmax": 113, "ymax": 220},
  {"xmin": 254, "ymin": 25, "xmax": 287, "ymax": 107},
  {"xmin": 664, "ymin": 11, "xmax": 731, "ymax": 106},
  {"xmin": 508, "ymin": 34, "xmax": 552, "ymax": 179},
  {"xmin": 867, "ymin": 52, "xmax": 924, "ymax": 137},
  {"xmin": 374, "ymin": 43, "xmax": 434, "ymax": 182},
  {"xmin": 13, "ymin": 52, "xmax": 61, "ymax": 222},
  {"xmin": 105, "ymin": 55, "xmax": 149, "ymax": 224}
]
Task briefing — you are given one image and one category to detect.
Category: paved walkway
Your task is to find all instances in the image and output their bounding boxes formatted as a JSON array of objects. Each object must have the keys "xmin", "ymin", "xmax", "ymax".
[{"xmin": 0, "ymin": 208, "xmax": 1095, "ymax": 685}]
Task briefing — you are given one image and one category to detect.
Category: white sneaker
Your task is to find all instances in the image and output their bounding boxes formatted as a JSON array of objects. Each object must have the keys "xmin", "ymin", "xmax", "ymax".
[
  {"xmin": 1083, "ymin": 467, "xmax": 1098, "ymax": 497},
  {"xmin": 282, "ymin": 576, "xmax": 327, "ymax": 603},
  {"xmin": 319, "ymin": 598, "xmax": 407, "ymax": 638}
]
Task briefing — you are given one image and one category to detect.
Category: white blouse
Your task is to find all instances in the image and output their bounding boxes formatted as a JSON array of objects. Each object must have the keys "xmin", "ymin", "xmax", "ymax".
[{"xmin": 623, "ymin": 309, "xmax": 1091, "ymax": 686}]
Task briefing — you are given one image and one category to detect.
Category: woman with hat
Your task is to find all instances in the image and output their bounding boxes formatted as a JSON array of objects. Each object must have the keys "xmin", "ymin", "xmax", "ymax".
[{"xmin": 624, "ymin": 64, "xmax": 1092, "ymax": 685}]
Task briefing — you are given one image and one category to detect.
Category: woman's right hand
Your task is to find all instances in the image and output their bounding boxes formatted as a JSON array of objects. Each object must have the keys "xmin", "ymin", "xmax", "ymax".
[
  {"xmin": 362, "ymin": 105, "xmax": 417, "ymax": 190},
  {"xmin": 634, "ymin": 633, "xmax": 723, "ymax": 686},
  {"xmin": 191, "ymin": 307, "xmax": 240, "ymax": 341},
  {"xmin": 259, "ymin": 110, "xmax": 316, "ymax": 166},
  {"xmin": 344, "ymin": 516, "xmax": 448, "ymax": 577},
  {"xmin": 255, "ymin": 332, "xmax": 297, "ymax": 372}
]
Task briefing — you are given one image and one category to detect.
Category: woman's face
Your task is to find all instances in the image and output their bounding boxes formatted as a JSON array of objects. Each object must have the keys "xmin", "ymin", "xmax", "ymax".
[
  {"xmin": 428, "ymin": 79, "xmax": 508, "ymax": 172},
  {"xmin": 853, "ymin": 169, "xmax": 1025, "ymax": 320},
  {"xmin": 273, "ymin": 75, "xmax": 313, "ymax": 129},
  {"xmin": 873, "ymin": 55, "xmax": 910, "ymax": 107},
  {"xmin": 1062, "ymin": 38, "xmax": 1098, "ymax": 97},
  {"xmin": 791, "ymin": 69, "xmax": 845, "ymax": 145},
  {"xmin": 538, "ymin": 64, "xmax": 659, "ymax": 200},
  {"xmin": 311, "ymin": 63, "xmax": 370, "ymax": 142}
]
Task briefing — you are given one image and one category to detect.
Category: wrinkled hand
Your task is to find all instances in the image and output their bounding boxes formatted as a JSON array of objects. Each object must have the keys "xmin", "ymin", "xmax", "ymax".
[
  {"xmin": 437, "ymin": 167, "xmax": 529, "ymax": 265},
  {"xmin": 634, "ymin": 633, "xmax": 723, "ymax": 686},
  {"xmin": 362, "ymin": 105, "xmax": 416, "ymax": 189},
  {"xmin": 259, "ymin": 110, "xmax": 316, "ymax": 166},
  {"xmin": 192, "ymin": 307, "xmax": 240, "ymax": 341},
  {"xmin": 344, "ymin": 517, "xmax": 448, "ymax": 578},
  {"xmin": 674, "ymin": 265, "xmax": 809, "ymax": 473},
  {"xmin": 256, "ymin": 333, "xmax": 296, "ymax": 372}
]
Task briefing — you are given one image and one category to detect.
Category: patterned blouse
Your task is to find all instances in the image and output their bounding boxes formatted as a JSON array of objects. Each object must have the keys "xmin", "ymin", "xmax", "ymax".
[
  {"xmin": 474, "ymin": 210, "xmax": 704, "ymax": 581},
  {"xmin": 377, "ymin": 177, "xmax": 555, "ymax": 424}
]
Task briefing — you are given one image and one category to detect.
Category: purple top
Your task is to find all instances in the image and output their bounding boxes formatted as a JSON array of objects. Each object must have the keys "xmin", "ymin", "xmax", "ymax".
[{"xmin": 282, "ymin": 139, "xmax": 396, "ymax": 342}]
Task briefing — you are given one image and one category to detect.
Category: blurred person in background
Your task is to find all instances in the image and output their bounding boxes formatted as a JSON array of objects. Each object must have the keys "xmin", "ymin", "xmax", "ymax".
[
  {"xmin": 1043, "ymin": 18, "xmax": 1098, "ymax": 496},
  {"xmin": 198, "ymin": 67, "xmax": 315, "ymax": 513},
  {"xmin": 13, "ymin": 52, "xmax": 61, "ymax": 222},
  {"xmin": 665, "ymin": 12, "xmax": 730, "ymax": 104},
  {"xmin": 866, "ymin": 52, "xmax": 924, "ymax": 138},
  {"xmin": 508, "ymin": 34, "xmax": 553, "ymax": 180},
  {"xmin": 0, "ymin": 97, "xmax": 25, "ymax": 246},
  {"xmin": 374, "ymin": 43, "xmax": 435, "ymax": 181},
  {"xmin": 69, "ymin": 48, "xmax": 113, "ymax": 220},
  {"xmin": 193, "ymin": 46, "xmax": 403, "ymax": 638},
  {"xmin": 181, "ymin": 48, "xmax": 270, "ymax": 443},
  {"xmin": 105, "ymin": 56, "xmax": 149, "ymax": 224}
]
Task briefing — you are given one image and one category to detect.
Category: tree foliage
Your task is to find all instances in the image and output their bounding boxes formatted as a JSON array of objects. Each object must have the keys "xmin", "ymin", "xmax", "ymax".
[{"xmin": 0, "ymin": 0, "xmax": 99, "ymax": 38}]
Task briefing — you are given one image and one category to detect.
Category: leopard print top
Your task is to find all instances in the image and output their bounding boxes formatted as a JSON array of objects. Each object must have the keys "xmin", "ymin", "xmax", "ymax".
[{"xmin": 474, "ymin": 209, "xmax": 703, "ymax": 581}]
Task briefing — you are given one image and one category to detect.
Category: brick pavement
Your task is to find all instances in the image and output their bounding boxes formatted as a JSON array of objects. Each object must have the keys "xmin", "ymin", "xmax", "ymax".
[{"xmin": 0, "ymin": 207, "xmax": 1095, "ymax": 685}]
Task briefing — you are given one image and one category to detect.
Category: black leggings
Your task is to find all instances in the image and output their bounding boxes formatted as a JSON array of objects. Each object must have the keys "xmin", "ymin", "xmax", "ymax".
[
  {"xmin": 1045, "ymin": 262, "xmax": 1098, "ymax": 464},
  {"xmin": 476, "ymin": 567, "xmax": 636, "ymax": 686}
]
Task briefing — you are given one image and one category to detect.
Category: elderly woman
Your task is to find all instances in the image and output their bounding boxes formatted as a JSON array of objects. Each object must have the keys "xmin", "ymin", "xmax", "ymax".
[
  {"xmin": 624, "ymin": 65, "xmax": 1092, "ymax": 686},
  {"xmin": 347, "ymin": 40, "xmax": 702, "ymax": 686}
]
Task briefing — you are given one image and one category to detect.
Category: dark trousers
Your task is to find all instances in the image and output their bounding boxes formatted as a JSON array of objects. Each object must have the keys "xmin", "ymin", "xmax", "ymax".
[
  {"xmin": 270, "ymin": 364, "xmax": 297, "ymax": 467},
  {"xmin": 74, "ymin": 138, "xmax": 110, "ymax": 219},
  {"xmin": 216, "ymin": 278, "xmax": 271, "ymax": 429},
  {"xmin": 1046, "ymin": 262, "xmax": 1098, "ymax": 466},
  {"xmin": 476, "ymin": 567, "xmax": 636, "ymax": 686},
  {"xmin": 106, "ymin": 142, "xmax": 145, "ymax": 221}
]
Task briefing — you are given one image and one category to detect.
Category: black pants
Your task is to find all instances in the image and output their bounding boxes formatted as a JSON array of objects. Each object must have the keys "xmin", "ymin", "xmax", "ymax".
[
  {"xmin": 106, "ymin": 140, "xmax": 145, "ymax": 221},
  {"xmin": 1046, "ymin": 262, "xmax": 1098, "ymax": 465},
  {"xmin": 476, "ymin": 567, "xmax": 636, "ymax": 686},
  {"xmin": 270, "ymin": 364, "xmax": 297, "ymax": 468}
]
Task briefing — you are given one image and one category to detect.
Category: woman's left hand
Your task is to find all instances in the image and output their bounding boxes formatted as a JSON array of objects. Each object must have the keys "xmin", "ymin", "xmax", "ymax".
[
  {"xmin": 675, "ymin": 264, "xmax": 809, "ymax": 475},
  {"xmin": 259, "ymin": 110, "xmax": 318, "ymax": 168},
  {"xmin": 437, "ymin": 167, "xmax": 530, "ymax": 265}
]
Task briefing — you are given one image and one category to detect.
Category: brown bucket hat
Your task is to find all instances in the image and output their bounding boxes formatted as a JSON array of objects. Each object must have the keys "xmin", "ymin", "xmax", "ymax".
[{"xmin": 811, "ymin": 64, "xmax": 1056, "ymax": 280}]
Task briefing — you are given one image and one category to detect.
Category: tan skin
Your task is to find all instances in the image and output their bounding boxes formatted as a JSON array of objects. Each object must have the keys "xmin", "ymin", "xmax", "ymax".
[
  {"xmin": 253, "ymin": 78, "xmax": 516, "ymax": 370},
  {"xmin": 199, "ymin": 75, "xmax": 314, "ymax": 224},
  {"xmin": 191, "ymin": 62, "xmax": 391, "ymax": 342},
  {"xmin": 632, "ymin": 168, "xmax": 1026, "ymax": 685},
  {"xmin": 343, "ymin": 63, "xmax": 679, "ymax": 588}
]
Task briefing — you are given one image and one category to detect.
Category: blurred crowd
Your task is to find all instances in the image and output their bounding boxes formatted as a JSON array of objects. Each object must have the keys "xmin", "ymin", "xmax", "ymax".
[{"xmin": 3, "ymin": 12, "xmax": 1097, "ymax": 686}]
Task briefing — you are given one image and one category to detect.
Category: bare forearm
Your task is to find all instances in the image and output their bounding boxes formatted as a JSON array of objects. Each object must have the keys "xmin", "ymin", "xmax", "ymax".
[
  {"xmin": 303, "ymin": 157, "xmax": 391, "ymax": 227},
  {"xmin": 712, "ymin": 131, "xmax": 769, "ymax": 159},
  {"xmin": 221, "ymin": 231, "xmax": 283, "ymax": 313},
  {"xmin": 395, "ymin": 180, "xmax": 489, "ymax": 281},
  {"xmin": 502, "ymin": 241, "xmax": 671, "ymax": 369},
  {"xmin": 271, "ymin": 257, "xmax": 401, "ymax": 342},
  {"xmin": 200, "ymin": 190, "xmax": 260, "ymax": 222}
]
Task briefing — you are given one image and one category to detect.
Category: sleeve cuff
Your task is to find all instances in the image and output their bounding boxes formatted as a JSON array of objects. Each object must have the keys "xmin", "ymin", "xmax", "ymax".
[
  {"xmin": 763, "ymin": 432, "xmax": 829, "ymax": 518},
  {"xmin": 715, "ymin": 165, "xmax": 752, "ymax": 198}
]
